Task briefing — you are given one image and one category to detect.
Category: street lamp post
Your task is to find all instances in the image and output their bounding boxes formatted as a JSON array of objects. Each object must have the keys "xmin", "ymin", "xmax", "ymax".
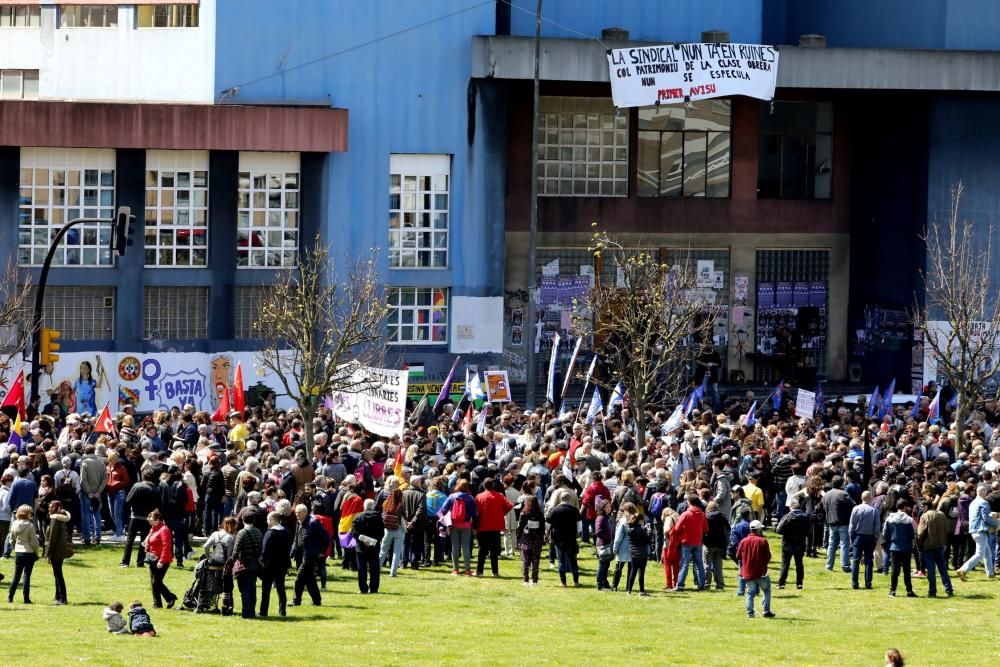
[
  {"xmin": 29, "ymin": 208, "xmax": 131, "ymax": 403},
  {"xmin": 524, "ymin": 0, "xmax": 543, "ymax": 409}
]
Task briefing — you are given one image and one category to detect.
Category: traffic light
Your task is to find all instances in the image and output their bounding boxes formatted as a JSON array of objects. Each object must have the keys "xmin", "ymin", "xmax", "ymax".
[
  {"xmin": 40, "ymin": 328, "xmax": 61, "ymax": 366},
  {"xmin": 112, "ymin": 206, "xmax": 135, "ymax": 257}
]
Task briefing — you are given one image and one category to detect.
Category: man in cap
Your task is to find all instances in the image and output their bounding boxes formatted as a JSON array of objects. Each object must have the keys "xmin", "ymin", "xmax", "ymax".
[{"xmin": 735, "ymin": 520, "xmax": 774, "ymax": 618}]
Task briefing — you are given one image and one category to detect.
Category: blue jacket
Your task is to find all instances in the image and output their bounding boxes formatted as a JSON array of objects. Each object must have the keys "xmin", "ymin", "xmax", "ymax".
[
  {"xmin": 728, "ymin": 519, "xmax": 750, "ymax": 559},
  {"xmin": 969, "ymin": 496, "xmax": 1000, "ymax": 534},
  {"xmin": 611, "ymin": 519, "xmax": 631, "ymax": 563},
  {"xmin": 292, "ymin": 515, "xmax": 330, "ymax": 559},
  {"xmin": 7, "ymin": 477, "xmax": 37, "ymax": 512},
  {"xmin": 882, "ymin": 511, "xmax": 916, "ymax": 552}
]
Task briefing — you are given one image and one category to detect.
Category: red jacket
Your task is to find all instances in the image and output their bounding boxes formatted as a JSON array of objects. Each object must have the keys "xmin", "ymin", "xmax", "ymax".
[
  {"xmin": 145, "ymin": 523, "xmax": 173, "ymax": 565},
  {"xmin": 106, "ymin": 462, "xmax": 130, "ymax": 494},
  {"xmin": 672, "ymin": 506, "xmax": 708, "ymax": 546},
  {"xmin": 580, "ymin": 482, "xmax": 611, "ymax": 520},
  {"xmin": 475, "ymin": 490, "xmax": 513, "ymax": 532},
  {"xmin": 735, "ymin": 533, "xmax": 771, "ymax": 580}
]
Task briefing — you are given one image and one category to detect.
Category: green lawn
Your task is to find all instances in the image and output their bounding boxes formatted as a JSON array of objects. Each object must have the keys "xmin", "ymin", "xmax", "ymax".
[{"xmin": 0, "ymin": 536, "xmax": 997, "ymax": 666}]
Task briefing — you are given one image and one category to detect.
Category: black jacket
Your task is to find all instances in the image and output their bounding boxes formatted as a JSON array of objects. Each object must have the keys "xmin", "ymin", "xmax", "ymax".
[
  {"xmin": 260, "ymin": 526, "xmax": 292, "ymax": 572},
  {"xmin": 776, "ymin": 508, "xmax": 811, "ymax": 551},
  {"xmin": 626, "ymin": 520, "xmax": 652, "ymax": 560},
  {"xmin": 351, "ymin": 510, "xmax": 384, "ymax": 551},
  {"xmin": 822, "ymin": 489, "xmax": 855, "ymax": 526},
  {"xmin": 704, "ymin": 510, "xmax": 731, "ymax": 549},
  {"xmin": 125, "ymin": 481, "xmax": 161, "ymax": 519},
  {"xmin": 546, "ymin": 503, "xmax": 580, "ymax": 548},
  {"xmin": 202, "ymin": 469, "xmax": 225, "ymax": 502}
]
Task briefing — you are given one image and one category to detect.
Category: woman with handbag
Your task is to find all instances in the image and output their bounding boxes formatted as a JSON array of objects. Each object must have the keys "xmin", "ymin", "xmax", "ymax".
[
  {"xmin": 232, "ymin": 513, "xmax": 263, "ymax": 619},
  {"xmin": 142, "ymin": 510, "xmax": 177, "ymax": 609},
  {"xmin": 45, "ymin": 500, "xmax": 73, "ymax": 605},
  {"xmin": 6, "ymin": 505, "xmax": 41, "ymax": 604},
  {"xmin": 594, "ymin": 498, "xmax": 615, "ymax": 590}
]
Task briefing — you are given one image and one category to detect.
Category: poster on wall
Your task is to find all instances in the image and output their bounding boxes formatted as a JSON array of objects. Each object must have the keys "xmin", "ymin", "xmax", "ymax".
[
  {"xmin": 607, "ymin": 42, "xmax": 779, "ymax": 109},
  {"xmin": 484, "ymin": 370, "xmax": 511, "ymax": 403},
  {"xmin": 16, "ymin": 351, "xmax": 296, "ymax": 416},
  {"xmin": 329, "ymin": 366, "xmax": 409, "ymax": 438}
]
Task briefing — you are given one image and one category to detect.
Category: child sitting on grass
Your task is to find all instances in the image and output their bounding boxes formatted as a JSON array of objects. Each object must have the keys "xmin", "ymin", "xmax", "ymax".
[
  {"xmin": 127, "ymin": 600, "xmax": 157, "ymax": 637},
  {"xmin": 104, "ymin": 602, "xmax": 129, "ymax": 635}
]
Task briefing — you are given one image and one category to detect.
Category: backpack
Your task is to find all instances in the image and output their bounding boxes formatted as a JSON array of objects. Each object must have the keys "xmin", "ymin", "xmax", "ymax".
[
  {"xmin": 450, "ymin": 495, "xmax": 467, "ymax": 523},
  {"xmin": 207, "ymin": 539, "xmax": 228, "ymax": 567},
  {"xmin": 649, "ymin": 492, "xmax": 667, "ymax": 519},
  {"xmin": 57, "ymin": 474, "xmax": 76, "ymax": 504}
]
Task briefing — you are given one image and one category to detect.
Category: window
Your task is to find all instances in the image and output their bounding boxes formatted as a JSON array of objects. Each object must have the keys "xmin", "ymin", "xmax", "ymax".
[
  {"xmin": 0, "ymin": 5, "xmax": 41, "ymax": 27},
  {"xmin": 144, "ymin": 286, "xmax": 208, "ymax": 339},
  {"xmin": 60, "ymin": 5, "xmax": 118, "ymax": 27},
  {"xmin": 238, "ymin": 152, "xmax": 300, "ymax": 268},
  {"xmin": 0, "ymin": 69, "xmax": 38, "ymax": 100},
  {"xmin": 144, "ymin": 150, "xmax": 208, "ymax": 267},
  {"xmin": 137, "ymin": 3, "xmax": 199, "ymax": 27},
  {"xmin": 637, "ymin": 99, "xmax": 731, "ymax": 198},
  {"xmin": 235, "ymin": 286, "xmax": 273, "ymax": 339},
  {"xmin": 389, "ymin": 154, "xmax": 449, "ymax": 269},
  {"xmin": 18, "ymin": 148, "xmax": 115, "ymax": 267},
  {"xmin": 758, "ymin": 102, "xmax": 833, "ymax": 199},
  {"xmin": 387, "ymin": 287, "xmax": 448, "ymax": 344},
  {"xmin": 26, "ymin": 286, "xmax": 114, "ymax": 340},
  {"xmin": 538, "ymin": 97, "xmax": 628, "ymax": 197}
]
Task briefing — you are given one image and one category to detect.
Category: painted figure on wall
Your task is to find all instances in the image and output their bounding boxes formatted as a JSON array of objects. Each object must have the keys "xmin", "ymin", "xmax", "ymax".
[
  {"xmin": 210, "ymin": 353, "xmax": 234, "ymax": 409},
  {"xmin": 75, "ymin": 360, "xmax": 101, "ymax": 416}
]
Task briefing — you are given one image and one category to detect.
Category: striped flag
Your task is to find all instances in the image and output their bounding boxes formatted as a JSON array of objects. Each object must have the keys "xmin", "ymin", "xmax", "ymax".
[
  {"xmin": 585, "ymin": 386, "xmax": 604, "ymax": 425},
  {"xmin": 560, "ymin": 337, "xmax": 583, "ymax": 399},
  {"xmin": 742, "ymin": 402, "xmax": 758, "ymax": 427},
  {"xmin": 545, "ymin": 333, "xmax": 561, "ymax": 404}
]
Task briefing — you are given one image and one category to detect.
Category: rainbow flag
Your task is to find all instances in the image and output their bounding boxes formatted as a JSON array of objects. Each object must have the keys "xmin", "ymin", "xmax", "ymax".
[{"xmin": 338, "ymin": 494, "xmax": 365, "ymax": 549}]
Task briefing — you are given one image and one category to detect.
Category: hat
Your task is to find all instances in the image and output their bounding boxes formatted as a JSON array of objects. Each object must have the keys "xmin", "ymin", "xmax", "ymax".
[{"xmin": 749, "ymin": 520, "xmax": 764, "ymax": 531}]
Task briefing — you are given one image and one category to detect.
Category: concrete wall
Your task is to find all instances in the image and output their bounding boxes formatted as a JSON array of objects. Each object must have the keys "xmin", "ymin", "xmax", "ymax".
[
  {"xmin": 0, "ymin": 3, "xmax": 216, "ymax": 103},
  {"xmin": 766, "ymin": 0, "xmax": 1000, "ymax": 50},
  {"xmin": 508, "ymin": 0, "xmax": 763, "ymax": 43}
]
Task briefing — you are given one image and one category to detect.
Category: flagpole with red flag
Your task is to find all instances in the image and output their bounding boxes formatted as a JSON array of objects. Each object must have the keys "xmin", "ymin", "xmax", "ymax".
[
  {"xmin": 232, "ymin": 363, "xmax": 246, "ymax": 415},
  {"xmin": 0, "ymin": 370, "xmax": 26, "ymax": 419},
  {"xmin": 211, "ymin": 387, "xmax": 231, "ymax": 423},
  {"xmin": 93, "ymin": 402, "xmax": 116, "ymax": 436}
]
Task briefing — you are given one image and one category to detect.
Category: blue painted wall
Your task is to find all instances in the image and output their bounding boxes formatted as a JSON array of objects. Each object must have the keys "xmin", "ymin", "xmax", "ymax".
[
  {"xmin": 214, "ymin": 0, "xmax": 506, "ymax": 373},
  {"xmin": 507, "ymin": 0, "xmax": 763, "ymax": 43},
  {"xmin": 766, "ymin": 0, "xmax": 1000, "ymax": 50},
  {"xmin": 926, "ymin": 97, "xmax": 1000, "ymax": 309}
]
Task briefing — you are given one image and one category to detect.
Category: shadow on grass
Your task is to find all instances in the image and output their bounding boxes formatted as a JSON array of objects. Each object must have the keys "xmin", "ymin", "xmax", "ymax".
[{"xmin": 959, "ymin": 593, "xmax": 995, "ymax": 600}]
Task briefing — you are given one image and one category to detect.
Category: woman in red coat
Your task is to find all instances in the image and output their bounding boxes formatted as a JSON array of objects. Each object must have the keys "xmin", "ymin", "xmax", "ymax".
[{"xmin": 142, "ymin": 510, "xmax": 177, "ymax": 608}]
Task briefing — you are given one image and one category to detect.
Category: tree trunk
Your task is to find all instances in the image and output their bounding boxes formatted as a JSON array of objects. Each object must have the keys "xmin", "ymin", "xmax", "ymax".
[
  {"xmin": 633, "ymin": 391, "xmax": 646, "ymax": 444},
  {"xmin": 302, "ymin": 403, "xmax": 316, "ymax": 459},
  {"xmin": 954, "ymin": 392, "xmax": 965, "ymax": 453}
]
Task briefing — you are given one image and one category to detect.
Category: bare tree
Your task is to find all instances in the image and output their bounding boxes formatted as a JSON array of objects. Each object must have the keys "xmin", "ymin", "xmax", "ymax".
[
  {"xmin": 574, "ymin": 231, "xmax": 715, "ymax": 440},
  {"xmin": 913, "ymin": 183, "xmax": 1000, "ymax": 449},
  {"xmin": 254, "ymin": 236, "xmax": 389, "ymax": 457},
  {"xmin": 0, "ymin": 260, "xmax": 32, "ymax": 389}
]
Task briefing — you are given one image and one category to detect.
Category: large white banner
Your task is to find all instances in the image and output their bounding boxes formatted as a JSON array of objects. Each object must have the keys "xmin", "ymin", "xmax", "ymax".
[
  {"xmin": 1, "ymin": 351, "xmax": 295, "ymax": 415},
  {"xmin": 795, "ymin": 388, "xmax": 816, "ymax": 420},
  {"xmin": 330, "ymin": 366, "xmax": 409, "ymax": 438},
  {"xmin": 607, "ymin": 42, "xmax": 779, "ymax": 109},
  {"xmin": 922, "ymin": 320, "xmax": 1000, "ymax": 385}
]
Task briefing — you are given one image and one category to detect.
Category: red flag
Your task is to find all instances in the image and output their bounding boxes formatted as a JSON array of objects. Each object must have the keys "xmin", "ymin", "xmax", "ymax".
[
  {"xmin": 211, "ymin": 387, "xmax": 231, "ymax": 423},
  {"xmin": 461, "ymin": 403, "xmax": 473, "ymax": 430},
  {"xmin": 93, "ymin": 402, "xmax": 116, "ymax": 435},
  {"xmin": 232, "ymin": 363, "xmax": 246, "ymax": 415},
  {"xmin": 0, "ymin": 370, "xmax": 25, "ymax": 419}
]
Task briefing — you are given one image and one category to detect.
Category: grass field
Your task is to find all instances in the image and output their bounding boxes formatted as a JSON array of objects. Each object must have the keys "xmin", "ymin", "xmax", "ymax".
[{"xmin": 0, "ymin": 535, "xmax": 998, "ymax": 666}]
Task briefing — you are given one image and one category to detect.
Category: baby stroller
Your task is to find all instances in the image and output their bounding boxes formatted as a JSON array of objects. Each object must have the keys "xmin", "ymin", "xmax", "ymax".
[{"xmin": 181, "ymin": 555, "xmax": 224, "ymax": 613}]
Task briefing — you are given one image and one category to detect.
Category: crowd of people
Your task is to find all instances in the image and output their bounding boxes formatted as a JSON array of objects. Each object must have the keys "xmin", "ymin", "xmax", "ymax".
[{"xmin": 1, "ymin": 382, "xmax": 999, "ymax": 628}]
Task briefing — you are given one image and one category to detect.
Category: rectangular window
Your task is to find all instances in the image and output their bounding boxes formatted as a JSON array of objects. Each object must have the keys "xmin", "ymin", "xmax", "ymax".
[
  {"xmin": 234, "ymin": 286, "xmax": 273, "ymax": 339},
  {"xmin": 758, "ymin": 102, "xmax": 833, "ymax": 199},
  {"xmin": 60, "ymin": 5, "xmax": 119, "ymax": 28},
  {"xmin": 137, "ymin": 4, "xmax": 199, "ymax": 28},
  {"xmin": 18, "ymin": 148, "xmax": 115, "ymax": 267},
  {"xmin": 144, "ymin": 150, "xmax": 209, "ymax": 267},
  {"xmin": 637, "ymin": 99, "xmax": 731, "ymax": 198},
  {"xmin": 0, "ymin": 5, "xmax": 41, "ymax": 27},
  {"xmin": 387, "ymin": 287, "xmax": 448, "ymax": 344},
  {"xmin": 0, "ymin": 69, "xmax": 39, "ymax": 100},
  {"xmin": 237, "ymin": 152, "xmax": 300, "ymax": 268},
  {"xmin": 537, "ymin": 97, "xmax": 628, "ymax": 197},
  {"xmin": 388, "ymin": 154, "xmax": 449, "ymax": 269},
  {"xmin": 144, "ymin": 286, "xmax": 208, "ymax": 340},
  {"xmin": 26, "ymin": 286, "xmax": 115, "ymax": 340}
]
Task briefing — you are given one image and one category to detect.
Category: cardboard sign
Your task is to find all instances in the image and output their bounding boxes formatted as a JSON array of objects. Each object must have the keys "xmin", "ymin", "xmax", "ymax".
[{"xmin": 484, "ymin": 370, "xmax": 511, "ymax": 403}]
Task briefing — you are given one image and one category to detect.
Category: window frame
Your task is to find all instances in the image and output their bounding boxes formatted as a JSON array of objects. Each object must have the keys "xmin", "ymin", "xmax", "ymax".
[
  {"xmin": 144, "ymin": 150, "xmax": 210, "ymax": 268},
  {"xmin": 0, "ymin": 5, "xmax": 41, "ymax": 27},
  {"xmin": 0, "ymin": 69, "xmax": 38, "ymax": 100},
  {"xmin": 386, "ymin": 287, "xmax": 449, "ymax": 345},
  {"xmin": 59, "ymin": 5, "xmax": 120, "ymax": 28},
  {"xmin": 388, "ymin": 154, "xmax": 450, "ymax": 270},
  {"xmin": 136, "ymin": 3, "xmax": 200, "ymax": 28},
  {"xmin": 757, "ymin": 101, "xmax": 834, "ymax": 201},
  {"xmin": 237, "ymin": 152, "xmax": 301, "ymax": 270}
]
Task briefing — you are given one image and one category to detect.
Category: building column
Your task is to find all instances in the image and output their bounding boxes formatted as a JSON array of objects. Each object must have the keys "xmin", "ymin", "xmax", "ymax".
[
  {"xmin": 207, "ymin": 150, "xmax": 238, "ymax": 342},
  {"xmin": 114, "ymin": 149, "xmax": 145, "ymax": 346}
]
